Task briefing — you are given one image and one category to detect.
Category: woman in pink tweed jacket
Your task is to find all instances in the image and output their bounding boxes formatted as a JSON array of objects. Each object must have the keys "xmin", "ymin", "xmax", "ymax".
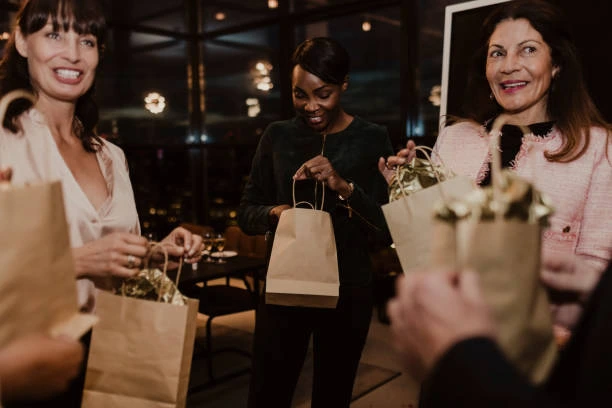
[
  {"xmin": 380, "ymin": 0, "xmax": 612, "ymax": 331},
  {"xmin": 434, "ymin": 121, "xmax": 611, "ymax": 277}
]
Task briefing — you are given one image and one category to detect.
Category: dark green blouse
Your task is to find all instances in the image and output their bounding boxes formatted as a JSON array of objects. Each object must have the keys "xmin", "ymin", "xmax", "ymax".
[{"xmin": 238, "ymin": 116, "xmax": 393, "ymax": 286}]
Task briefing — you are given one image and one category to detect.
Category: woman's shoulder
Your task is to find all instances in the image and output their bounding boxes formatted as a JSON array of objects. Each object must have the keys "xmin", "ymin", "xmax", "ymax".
[
  {"xmin": 441, "ymin": 119, "xmax": 483, "ymax": 135},
  {"xmin": 437, "ymin": 119, "xmax": 485, "ymax": 147},
  {"xmin": 351, "ymin": 116, "xmax": 387, "ymax": 134},
  {"xmin": 586, "ymin": 125, "xmax": 612, "ymax": 161},
  {"xmin": 587, "ymin": 125, "xmax": 611, "ymax": 145},
  {"xmin": 266, "ymin": 118, "xmax": 298, "ymax": 132},
  {"xmin": 98, "ymin": 138, "xmax": 128, "ymax": 163}
]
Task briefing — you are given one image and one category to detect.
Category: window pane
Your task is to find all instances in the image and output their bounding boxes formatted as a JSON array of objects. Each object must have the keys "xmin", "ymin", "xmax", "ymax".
[
  {"xmin": 290, "ymin": 0, "xmax": 358, "ymax": 13},
  {"xmin": 417, "ymin": 1, "xmax": 447, "ymax": 138},
  {"xmin": 97, "ymin": 28, "xmax": 189, "ymax": 145},
  {"xmin": 203, "ymin": 25, "xmax": 281, "ymax": 144},
  {"xmin": 295, "ymin": 7, "xmax": 401, "ymax": 138},
  {"xmin": 126, "ymin": 147, "xmax": 197, "ymax": 237},
  {"xmin": 203, "ymin": 1, "xmax": 280, "ymax": 33},
  {"xmin": 113, "ymin": 0, "xmax": 186, "ymax": 34}
]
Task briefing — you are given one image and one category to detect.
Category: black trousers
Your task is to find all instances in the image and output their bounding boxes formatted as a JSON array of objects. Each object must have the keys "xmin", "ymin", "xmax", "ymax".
[
  {"xmin": 6, "ymin": 330, "xmax": 91, "ymax": 408},
  {"xmin": 247, "ymin": 285, "xmax": 373, "ymax": 408}
]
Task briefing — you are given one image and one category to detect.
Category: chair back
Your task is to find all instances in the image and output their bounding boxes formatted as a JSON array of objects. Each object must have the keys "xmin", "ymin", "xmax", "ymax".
[{"xmin": 224, "ymin": 225, "xmax": 267, "ymax": 259}]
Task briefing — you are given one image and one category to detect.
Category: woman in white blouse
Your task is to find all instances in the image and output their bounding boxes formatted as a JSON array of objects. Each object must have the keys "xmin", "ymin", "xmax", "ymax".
[
  {"xmin": 0, "ymin": 0, "xmax": 203, "ymax": 308},
  {"xmin": 0, "ymin": 1, "xmax": 203, "ymax": 405}
]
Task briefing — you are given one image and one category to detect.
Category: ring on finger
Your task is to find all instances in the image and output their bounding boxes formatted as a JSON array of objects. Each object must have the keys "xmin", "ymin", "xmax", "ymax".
[{"xmin": 127, "ymin": 254, "xmax": 136, "ymax": 269}]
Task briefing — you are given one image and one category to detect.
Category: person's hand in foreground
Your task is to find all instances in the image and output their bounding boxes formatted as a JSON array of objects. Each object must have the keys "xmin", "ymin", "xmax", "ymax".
[
  {"xmin": 0, "ymin": 333, "xmax": 84, "ymax": 403},
  {"xmin": 541, "ymin": 254, "xmax": 601, "ymax": 344},
  {"xmin": 387, "ymin": 269, "xmax": 496, "ymax": 380}
]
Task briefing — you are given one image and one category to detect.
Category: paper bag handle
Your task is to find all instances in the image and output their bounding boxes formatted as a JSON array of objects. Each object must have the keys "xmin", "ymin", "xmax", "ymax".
[
  {"xmin": 121, "ymin": 242, "xmax": 184, "ymax": 302},
  {"xmin": 394, "ymin": 145, "xmax": 453, "ymax": 204},
  {"xmin": 0, "ymin": 89, "xmax": 35, "ymax": 124},
  {"xmin": 291, "ymin": 176, "xmax": 325, "ymax": 210},
  {"xmin": 0, "ymin": 90, "xmax": 36, "ymax": 170}
]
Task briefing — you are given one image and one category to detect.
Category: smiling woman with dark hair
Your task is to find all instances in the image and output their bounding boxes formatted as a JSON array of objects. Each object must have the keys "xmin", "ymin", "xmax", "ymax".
[
  {"xmin": 0, "ymin": 1, "xmax": 203, "ymax": 405},
  {"xmin": 239, "ymin": 37, "xmax": 393, "ymax": 408}
]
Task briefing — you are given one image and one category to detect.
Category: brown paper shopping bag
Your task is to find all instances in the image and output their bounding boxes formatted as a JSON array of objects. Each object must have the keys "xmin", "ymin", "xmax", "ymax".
[
  {"xmin": 265, "ymin": 180, "xmax": 339, "ymax": 308},
  {"xmin": 0, "ymin": 90, "xmax": 97, "ymax": 348},
  {"xmin": 460, "ymin": 220, "xmax": 557, "ymax": 383},
  {"xmin": 430, "ymin": 115, "xmax": 557, "ymax": 384},
  {"xmin": 382, "ymin": 146, "xmax": 474, "ymax": 273},
  {"xmin": 82, "ymin": 245, "xmax": 199, "ymax": 408}
]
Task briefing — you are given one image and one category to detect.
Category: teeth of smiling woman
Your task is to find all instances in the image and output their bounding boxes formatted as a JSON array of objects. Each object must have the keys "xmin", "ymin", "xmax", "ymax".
[
  {"xmin": 56, "ymin": 69, "xmax": 81, "ymax": 79},
  {"xmin": 502, "ymin": 82, "xmax": 527, "ymax": 89}
]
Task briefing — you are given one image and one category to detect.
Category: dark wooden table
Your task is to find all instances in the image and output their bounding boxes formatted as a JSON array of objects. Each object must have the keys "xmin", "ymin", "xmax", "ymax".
[{"xmin": 174, "ymin": 255, "xmax": 267, "ymax": 287}]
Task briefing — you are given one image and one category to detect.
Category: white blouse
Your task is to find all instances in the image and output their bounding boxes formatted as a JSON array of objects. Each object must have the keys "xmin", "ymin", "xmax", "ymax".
[{"xmin": 0, "ymin": 109, "xmax": 140, "ymax": 309}]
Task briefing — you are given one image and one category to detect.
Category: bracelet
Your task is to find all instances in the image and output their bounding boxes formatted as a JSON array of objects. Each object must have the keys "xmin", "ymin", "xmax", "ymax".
[{"xmin": 338, "ymin": 182, "xmax": 354, "ymax": 201}]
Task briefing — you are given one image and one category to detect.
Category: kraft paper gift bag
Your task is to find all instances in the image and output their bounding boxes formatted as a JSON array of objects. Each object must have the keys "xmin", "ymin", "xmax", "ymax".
[
  {"xmin": 382, "ymin": 146, "xmax": 475, "ymax": 273},
  {"xmin": 82, "ymin": 245, "xmax": 199, "ymax": 408},
  {"xmin": 430, "ymin": 115, "xmax": 557, "ymax": 384},
  {"xmin": 266, "ymin": 180, "xmax": 339, "ymax": 308},
  {"xmin": 0, "ymin": 90, "xmax": 98, "ymax": 348}
]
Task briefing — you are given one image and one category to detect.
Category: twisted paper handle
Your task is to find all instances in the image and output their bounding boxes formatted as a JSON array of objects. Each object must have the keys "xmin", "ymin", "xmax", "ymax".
[
  {"xmin": 292, "ymin": 176, "xmax": 325, "ymax": 210},
  {"xmin": 394, "ymin": 145, "xmax": 454, "ymax": 205},
  {"xmin": 0, "ymin": 90, "xmax": 36, "ymax": 177}
]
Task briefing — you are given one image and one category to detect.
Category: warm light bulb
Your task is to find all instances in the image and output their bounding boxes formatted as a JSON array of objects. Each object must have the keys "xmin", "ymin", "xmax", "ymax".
[
  {"xmin": 214, "ymin": 12, "xmax": 226, "ymax": 21},
  {"xmin": 362, "ymin": 21, "xmax": 371, "ymax": 32},
  {"xmin": 144, "ymin": 92, "xmax": 166, "ymax": 114},
  {"xmin": 268, "ymin": 0, "xmax": 278, "ymax": 9}
]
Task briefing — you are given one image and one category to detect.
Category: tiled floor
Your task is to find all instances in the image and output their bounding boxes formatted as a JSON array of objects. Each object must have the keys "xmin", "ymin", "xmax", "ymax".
[{"xmin": 193, "ymin": 279, "xmax": 420, "ymax": 408}]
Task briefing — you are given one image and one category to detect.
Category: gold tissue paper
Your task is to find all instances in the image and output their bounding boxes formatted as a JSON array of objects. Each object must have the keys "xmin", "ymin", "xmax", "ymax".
[
  {"xmin": 434, "ymin": 170, "xmax": 554, "ymax": 226},
  {"xmin": 116, "ymin": 267, "xmax": 187, "ymax": 306},
  {"xmin": 388, "ymin": 157, "xmax": 453, "ymax": 202}
]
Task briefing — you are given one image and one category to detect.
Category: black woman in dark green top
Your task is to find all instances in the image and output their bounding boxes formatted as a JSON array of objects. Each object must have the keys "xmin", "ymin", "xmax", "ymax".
[{"xmin": 238, "ymin": 37, "xmax": 393, "ymax": 408}]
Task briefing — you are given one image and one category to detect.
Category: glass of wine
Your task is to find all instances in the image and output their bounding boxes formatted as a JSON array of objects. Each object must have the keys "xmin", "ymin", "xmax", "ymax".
[
  {"xmin": 203, "ymin": 233, "xmax": 215, "ymax": 263},
  {"xmin": 215, "ymin": 233, "xmax": 227, "ymax": 264}
]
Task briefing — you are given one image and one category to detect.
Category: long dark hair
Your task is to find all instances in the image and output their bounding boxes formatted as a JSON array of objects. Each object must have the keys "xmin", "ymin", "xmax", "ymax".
[
  {"xmin": 462, "ymin": 0, "xmax": 610, "ymax": 162},
  {"xmin": 291, "ymin": 37, "xmax": 350, "ymax": 85},
  {"xmin": 0, "ymin": 0, "xmax": 107, "ymax": 152}
]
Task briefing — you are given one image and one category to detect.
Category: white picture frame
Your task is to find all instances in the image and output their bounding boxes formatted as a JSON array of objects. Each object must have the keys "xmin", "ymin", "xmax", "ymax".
[{"xmin": 439, "ymin": 0, "xmax": 511, "ymax": 127}]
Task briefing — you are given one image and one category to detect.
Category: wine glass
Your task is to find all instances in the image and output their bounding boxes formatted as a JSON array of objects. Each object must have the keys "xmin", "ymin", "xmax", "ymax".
[
  {"xmin": 203, "ymin": 233, "xmax": 215, "ymax": 263},
  {"xmin": 215, "ymin": 233, "xmax": 227, "ymax": 264}
]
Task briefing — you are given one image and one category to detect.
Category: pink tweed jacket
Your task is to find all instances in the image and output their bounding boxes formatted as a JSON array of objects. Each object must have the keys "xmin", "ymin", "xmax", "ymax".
[{"xmin": 433, "ymin": 120, "xmax": 612, "ymax": 274}]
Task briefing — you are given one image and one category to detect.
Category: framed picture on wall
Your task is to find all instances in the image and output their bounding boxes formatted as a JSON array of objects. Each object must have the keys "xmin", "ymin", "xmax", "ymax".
[{"xmin": 439, "ymin": 0, "xmax": 510, "ymax": 127}]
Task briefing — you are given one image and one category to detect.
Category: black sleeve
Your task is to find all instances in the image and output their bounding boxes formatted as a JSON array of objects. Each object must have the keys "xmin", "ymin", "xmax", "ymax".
[{"xmin": 423, "ymin": 337, "xmax": 562, "ymax": 408}]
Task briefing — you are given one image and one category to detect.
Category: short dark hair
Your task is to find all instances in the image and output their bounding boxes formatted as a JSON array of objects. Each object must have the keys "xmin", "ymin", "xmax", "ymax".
[
  {"xmin": 291, "ymin": 37, "xmax": 350, "ymax": 85},
  {"xmin": 0, "ymin": 0, "xmax": 106, "ymax": 153}
]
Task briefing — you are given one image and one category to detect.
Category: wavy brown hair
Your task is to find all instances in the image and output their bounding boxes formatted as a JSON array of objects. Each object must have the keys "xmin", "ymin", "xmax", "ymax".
[
  {"xmin": 461, "ymin": 0, "xmax": 610, "ymax": 162},
  {"xmin": 0, "ymin": 0, "xmax": 106, "ymax": 153}
]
